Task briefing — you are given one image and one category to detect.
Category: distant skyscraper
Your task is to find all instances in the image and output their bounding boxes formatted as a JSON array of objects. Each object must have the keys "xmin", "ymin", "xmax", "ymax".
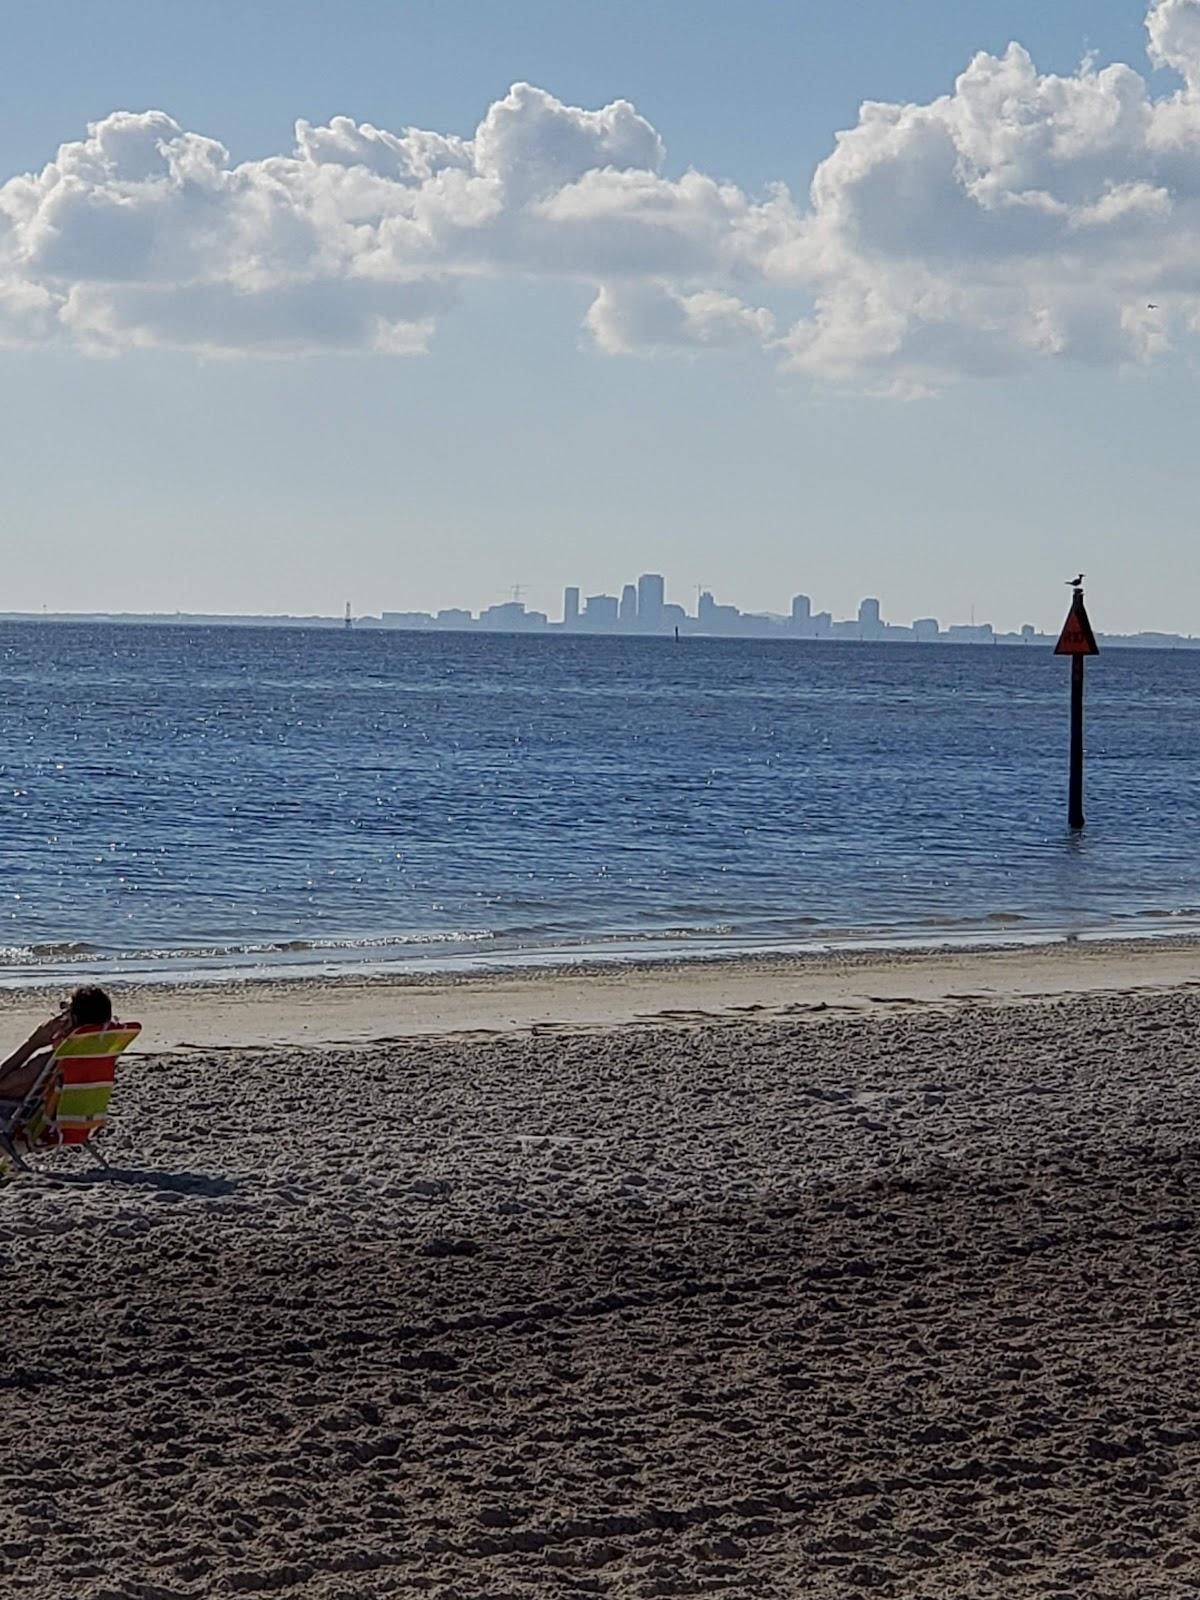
[
  {"xmin": 637, "ymin": 573, "xmax": 665, "ymax": 631},
  {"xmin": 563, "ymin": 586, "xmax": 580, "ymax": 627},
  {"xmin": 381, "ymin": 610, "xmax": 433, "ymax": 628},
  {"xmin": 791, "ymin": 594, "xmax": 812, "ymax": 627},
  {"xmin": 480, "ymin": 601, "xmax": 545, "ymax": 631},
  {"xmin": 858, "ymin": 597, "xmax": 883, "ymax": 639},
  {"xmin": 619, "ymin": 584, "xmax": 638, "ymax": 626},
  {"xmin": 584, "ymin": 593, "xmax": 619, "ymax": 627}
]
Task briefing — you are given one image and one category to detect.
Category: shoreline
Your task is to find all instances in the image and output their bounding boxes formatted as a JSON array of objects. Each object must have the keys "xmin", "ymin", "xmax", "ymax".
[
  {"xmin": 5, "ymin": 913, "xmax": 1200, "ymax": 991},
  {"xmin": 2, "ymin": 931, "xmax": 1195, "ymax": 1052}
]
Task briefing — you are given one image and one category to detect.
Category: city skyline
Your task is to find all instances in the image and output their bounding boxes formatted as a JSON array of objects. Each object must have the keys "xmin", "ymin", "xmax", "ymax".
[
  {"xmin": 5, "ymin": 565, "xmax": 1194, "ymax": 646},
  {"xmin": 362, "ymin": 571, "xmax": 1188, "ymax": 646}
]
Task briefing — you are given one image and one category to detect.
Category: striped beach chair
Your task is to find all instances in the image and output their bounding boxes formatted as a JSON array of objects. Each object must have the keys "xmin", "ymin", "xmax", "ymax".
[{"xmin": 0, "ymin": 1021, "xmax": 141, "ymax": 1174}]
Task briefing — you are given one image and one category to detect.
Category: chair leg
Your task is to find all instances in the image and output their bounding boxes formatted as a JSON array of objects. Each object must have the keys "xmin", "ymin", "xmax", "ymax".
[
  {"xmin": 0, "ymin": 1133, "xmax": 32, "ymax": 1175},
  {"xmin": 86, "ymin": 1140, "xmax": 113, "ymax": 1172}
]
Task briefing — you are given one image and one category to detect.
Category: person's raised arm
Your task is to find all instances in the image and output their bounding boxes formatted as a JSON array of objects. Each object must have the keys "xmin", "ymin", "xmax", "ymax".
[{"xmin": 0, "ymin": 1013, "xmax": 69, "ymax": 1078}]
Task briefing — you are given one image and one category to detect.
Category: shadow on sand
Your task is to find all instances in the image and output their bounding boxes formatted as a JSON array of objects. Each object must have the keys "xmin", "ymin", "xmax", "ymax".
[{"xmin": 48, "ymin": 1166, "xmax": 240, "ymax": 1197}]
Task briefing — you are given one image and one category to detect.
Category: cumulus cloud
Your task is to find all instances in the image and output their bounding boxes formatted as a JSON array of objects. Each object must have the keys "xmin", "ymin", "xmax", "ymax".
[
  {"xmin": 0, "ymin": 81, "xmax": 785, "ymax": 361},
  {"xmin": 585, "ymin": 282, "xmax": 774, "ymax": 354},
  {"xmin": 4, "ymin": 3, "xmax": 1200, "ymax": 386},
  {"xmin": 1149, "ymin": 0, "xmax": 1200, "ymax": 85}
]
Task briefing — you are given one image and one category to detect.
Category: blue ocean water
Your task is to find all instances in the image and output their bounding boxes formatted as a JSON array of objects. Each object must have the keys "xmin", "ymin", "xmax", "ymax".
[{"xmin": 0, "ymin": 623, "xmax": 1196, "ymax": 984}]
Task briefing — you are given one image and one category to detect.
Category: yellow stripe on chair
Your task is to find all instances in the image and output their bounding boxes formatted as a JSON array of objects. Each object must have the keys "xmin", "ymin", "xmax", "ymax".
[{"xmin": 53, "ymin": 1027, "xmax": 141, "ymax": 1058}]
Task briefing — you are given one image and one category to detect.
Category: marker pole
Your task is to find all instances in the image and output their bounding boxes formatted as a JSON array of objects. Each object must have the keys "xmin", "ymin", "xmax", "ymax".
[
  {"xmin": 1068, "ymin": 653, "xmax": 1085, "ymax": 830},
  {"xmin": 1055, "ymin": 585, "xmax": 1097, "ymax": 831}
]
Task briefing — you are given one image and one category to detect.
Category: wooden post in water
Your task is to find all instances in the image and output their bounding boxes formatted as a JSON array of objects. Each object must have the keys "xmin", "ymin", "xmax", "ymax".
[{"xmin": 1054, "ymin": 583, "xmax": 1098, "ymax": 831}]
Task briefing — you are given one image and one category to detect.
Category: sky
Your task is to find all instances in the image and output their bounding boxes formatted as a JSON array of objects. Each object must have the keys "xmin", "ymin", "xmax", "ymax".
[{"xmin": 1, "ymin": 0, "xmax": 1198, "ymax": 634}]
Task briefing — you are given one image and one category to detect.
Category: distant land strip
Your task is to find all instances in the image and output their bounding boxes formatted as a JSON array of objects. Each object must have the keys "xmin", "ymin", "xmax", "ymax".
[{"xmin": 0, "ymin": 610, "xmax": 1194, "ymax": 649}]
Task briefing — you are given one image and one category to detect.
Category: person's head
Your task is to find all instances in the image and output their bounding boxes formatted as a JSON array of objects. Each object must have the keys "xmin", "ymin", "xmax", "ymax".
[{"xmin": 66, "ymin": 985, "xmax": 112, "ymax": 1029}]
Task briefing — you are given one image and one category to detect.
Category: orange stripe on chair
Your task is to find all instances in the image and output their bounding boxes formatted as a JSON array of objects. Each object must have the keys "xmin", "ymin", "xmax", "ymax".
[{"xmin": 57, "ymin": 1124, "xmax": 104, "ymax": 1145}]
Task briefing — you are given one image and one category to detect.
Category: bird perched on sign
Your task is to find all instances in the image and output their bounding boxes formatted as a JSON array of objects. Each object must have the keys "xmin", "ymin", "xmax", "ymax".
[{"xmin": 1067, "ymin": 574, "xmax": 1084, "ymax": 587}]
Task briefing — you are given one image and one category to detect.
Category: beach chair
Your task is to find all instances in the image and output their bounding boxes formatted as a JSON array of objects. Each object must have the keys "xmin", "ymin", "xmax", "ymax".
[{"xmin": 0, "ymin": 1021, "xmax": 142, "ymax": 1174}]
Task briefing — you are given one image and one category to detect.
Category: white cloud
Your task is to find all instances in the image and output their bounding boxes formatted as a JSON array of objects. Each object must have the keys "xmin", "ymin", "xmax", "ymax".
[
  {"xmin": 3, "ymin": 5, "xmax": 1200, "ymax": 386},
  {"xmin": 59, "ymin": 278, "xmax": 448, "ymax": 358},
  {"xmin": 0, "ymin": 86, "xmax": 781, "ymax": 360},
  {"xmin": 585, "ymin": 282, "xmax": 774, "ymax": 354},
  {"xmin": 1148, "ymin": 0, "xmax": 1200, "ymax": 87},
  {"xmin": 774, "ymin": 1, "xmax": 1200, "ymax": 386},
  {"xmin": 472, "ymin": 82, "xmax": 664, "ymax": 196}
]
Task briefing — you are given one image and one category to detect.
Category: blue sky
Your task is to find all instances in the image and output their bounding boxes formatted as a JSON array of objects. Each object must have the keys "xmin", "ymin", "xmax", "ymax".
[{"xmin": 0, "ymin": 1, "xmax": 1194, "ymax": 633}]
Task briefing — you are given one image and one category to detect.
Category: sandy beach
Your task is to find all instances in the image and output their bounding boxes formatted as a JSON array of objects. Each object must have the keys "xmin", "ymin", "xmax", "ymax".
[
  {"xmin": 2, "ymin": 941, "xmax": 1199, "ymax": 1597},
  {"xmin": 2, "ymin": 932, "xmax": 1199, "ymax": 1050}
]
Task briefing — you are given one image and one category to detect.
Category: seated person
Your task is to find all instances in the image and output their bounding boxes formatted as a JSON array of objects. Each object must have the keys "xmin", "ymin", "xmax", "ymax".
[{"xmin": 0, "ymin": 985, "xmax": 114, "ymax": 1105}]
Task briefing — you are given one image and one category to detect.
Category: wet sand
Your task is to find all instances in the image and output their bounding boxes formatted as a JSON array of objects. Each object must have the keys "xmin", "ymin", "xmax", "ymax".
[{"xmin": 1, "ymin": 959, "xmax": 1199, "ymax": 1596}]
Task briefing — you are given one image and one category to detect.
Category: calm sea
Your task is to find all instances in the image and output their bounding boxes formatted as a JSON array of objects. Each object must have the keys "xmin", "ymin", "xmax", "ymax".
[{"xmin": 0, "ymin": 623, "xmax": 1196, "ymax": 985}]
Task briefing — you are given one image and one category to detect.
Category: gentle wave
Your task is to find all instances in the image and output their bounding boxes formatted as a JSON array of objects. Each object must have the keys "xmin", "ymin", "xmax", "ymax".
[
  {"xmin": 0, "ymin": 929, "xmax": 496, "ymax": 967},
  {"xmin": 0, "ymin": 942, "xmax": 104, "ymax": 963},
  {"xmin": 259, "ymin": 930, "xmax": 495, "ymax": 953},
  {"xmin": 5, "ymin": 903, "xmax": 1200, "ymax": 988}
]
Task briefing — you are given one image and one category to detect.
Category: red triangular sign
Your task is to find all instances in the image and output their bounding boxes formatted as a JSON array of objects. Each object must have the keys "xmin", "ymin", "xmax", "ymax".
[{"xmin": 1055, "ymin": 597, "xmax": 1099, "ymax": 656}]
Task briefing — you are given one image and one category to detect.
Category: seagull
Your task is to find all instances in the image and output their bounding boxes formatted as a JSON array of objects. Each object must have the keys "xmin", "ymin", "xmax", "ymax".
[
  {"xmin": 1148, "ymin": 303, "xmax": 1159, "ymax": 309},
  {"xmin": 1067, "ymin": 573, "xmax": 1084, "ymax": 587}
]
